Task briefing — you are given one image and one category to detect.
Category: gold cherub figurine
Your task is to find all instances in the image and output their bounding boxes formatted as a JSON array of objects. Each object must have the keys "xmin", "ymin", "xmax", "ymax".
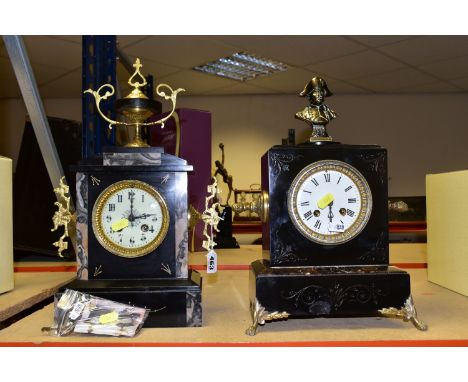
[{"xmin": 51, "ymin": 176, "xmax": 73, "ymax": 257}]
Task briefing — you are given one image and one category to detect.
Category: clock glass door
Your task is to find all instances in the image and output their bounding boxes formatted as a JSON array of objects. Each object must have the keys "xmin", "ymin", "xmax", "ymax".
[
  {"xmin": 288, "ymin": 160, "xmax": 372, "ymax": 245},
  {"xmin": 92, "ymin": 180, "xmax": 170, "ymax": 257}
]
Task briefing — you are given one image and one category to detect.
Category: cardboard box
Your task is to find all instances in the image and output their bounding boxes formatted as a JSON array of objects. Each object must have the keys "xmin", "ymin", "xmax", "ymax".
[
  {"xmin": 0, "ymin": 156, "xmax": 14, "ymax": 294},
  {"xmin": 426, "ymin": 170, "xmax": 468, "ymax": 296},
  {"xmin": 150, "ymin": 108, "xmax": 212, "ymax": 252}
]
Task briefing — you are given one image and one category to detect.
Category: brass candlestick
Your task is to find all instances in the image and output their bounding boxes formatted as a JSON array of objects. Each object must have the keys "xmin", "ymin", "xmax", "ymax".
[{"xmin": 84, "ymin": 58, "xmax": 184, "ymax": 147}]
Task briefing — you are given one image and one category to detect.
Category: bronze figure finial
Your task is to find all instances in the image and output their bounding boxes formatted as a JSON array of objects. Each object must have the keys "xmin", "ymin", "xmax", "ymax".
[
  {"xmin": 295, "ymin": 77, "xmax": 337, "ymax": 142},
  {"xmin": 214, "ymin": 143, "xmax": 233, "ymax": 206}
]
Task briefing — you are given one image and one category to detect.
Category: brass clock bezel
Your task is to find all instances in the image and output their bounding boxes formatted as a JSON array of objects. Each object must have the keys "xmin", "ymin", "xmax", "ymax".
[
  {"xmin": 287, "ymin": 160, "xmax": 372, "ymax": 245},
  {"xmin": 92, "ymin": 179, "xmax": 170, "ymax": 258}
]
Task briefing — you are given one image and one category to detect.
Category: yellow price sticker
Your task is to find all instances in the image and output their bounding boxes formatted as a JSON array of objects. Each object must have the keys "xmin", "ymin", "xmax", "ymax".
[
  {"xmin": 99, "ymin": 311, "xmax": 119, "ymax": 324},
  {"xmin": 317, "ymin": 193, "xmax": 335, "ymax": 209},
  {"xmin": 111, "ymin": 218, "xmax": 129, "ymax": 232}
]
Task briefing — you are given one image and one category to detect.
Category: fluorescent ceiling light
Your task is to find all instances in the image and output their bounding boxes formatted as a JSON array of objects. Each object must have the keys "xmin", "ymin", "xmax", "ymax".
[{"xmin": 193, "ymin": 52, "xmax": 288, "ymax": 81}]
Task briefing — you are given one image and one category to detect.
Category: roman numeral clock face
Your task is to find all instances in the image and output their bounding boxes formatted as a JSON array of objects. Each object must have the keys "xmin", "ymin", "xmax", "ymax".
[
  {"xmin": 92, "ymin": 180, "xmax": 169, "ymax": 258},
  {"xmin": 287, "ymin": 160, "xmax": 372, "ymax": 245}
]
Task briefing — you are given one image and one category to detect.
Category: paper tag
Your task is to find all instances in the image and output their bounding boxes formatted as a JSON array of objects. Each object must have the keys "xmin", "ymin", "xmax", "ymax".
[
  {"xmin": 111, "ymin": 218, "xmax": 129, "ymax": 232},
  {"xmin": 317, "ymin": 193, "xmax": 335, "ymax": 209},
  {"xmin": 207, "ymin": 250, "xmax": 217, "ymax": 274},
  {"xmin": 57, "ymin": 295, "xmax": 69, "ymax": 309},
  {"xmin": 69, "ymin": 301, "xmax": 85, "ymax": 320},
  {"xmin": 328, "ymin": 223, "xmax": 345, "ymax": 233},
  {"xmin": 99, "ymin": 311, "xmax": 119, "ymax": 324}
]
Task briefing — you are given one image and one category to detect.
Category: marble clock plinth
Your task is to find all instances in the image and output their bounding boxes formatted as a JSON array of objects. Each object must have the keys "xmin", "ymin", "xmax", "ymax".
[
  {"xmin": 58, "ymin": 270, "xmax": 202, "ymax": 328},
  {"xmin": 247, "ymin": 260, "xmax": 424, "ymax": 335}
]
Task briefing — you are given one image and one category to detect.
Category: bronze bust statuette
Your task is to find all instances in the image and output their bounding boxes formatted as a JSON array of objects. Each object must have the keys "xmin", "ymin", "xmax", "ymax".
[{"xmin": 295, "ymin": 77, "xmax": 337, "ymax": 142}]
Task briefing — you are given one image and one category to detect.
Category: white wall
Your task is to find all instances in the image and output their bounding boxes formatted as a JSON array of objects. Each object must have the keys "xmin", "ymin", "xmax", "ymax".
[
  {"xmin": 1, "ymin": 93, "xmax": 468, "ymax": 196},
  {"xmin": 178, "ymin": 93, "xmax": 468, "ymax": 196}
]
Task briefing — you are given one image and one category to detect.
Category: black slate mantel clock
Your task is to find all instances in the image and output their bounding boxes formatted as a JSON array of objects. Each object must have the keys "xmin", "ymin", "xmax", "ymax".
[
  {"xmin": 54, "ymin": 59, "xmax": 202, "ymax": 328},
  {"xmin": 235, "ymin": 77, "xmax": 427, "ymax": 335}
]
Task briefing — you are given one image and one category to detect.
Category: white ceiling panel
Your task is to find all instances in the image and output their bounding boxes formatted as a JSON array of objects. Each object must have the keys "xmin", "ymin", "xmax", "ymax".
[
  {"xmin": 124, "ymin": 55, "xmax": 182, "ymax": 78},
  {"xmin": 23, "ymin": 36, "xmax": 81, "ymax": 70},
  {"xmin": 419, "ymin": 55, "xmax": 468, "ymax": 80},
  {"xmin": 123, "ymin": 36, "xmax": 236, "ymax": 69},
  {"xmin": 307, "ymin": 50, "xmax": 405, "ymax": 81},
  {"xmin": 214, "ymin": 35, "xmax": 367, "ymax": 66},
  {"xmin": 347, "ymin": 35, "xmax": 416, "ymax": 47},
  {"xmin": 351, "ymin": 67, "xmax": 438, "ymax": 92},
  {"xmin": 0, "ymin": 53, "xmax": 71, "ymax": 87},
  {"xmin": 1, "ymin": 35, "xmax": 468, "ymax": 99},
  {"xmin": 43, "ymin": 68, "xmax": 81, "ymax": 95},
  {"xmin": 321, "ymin": 78, "xmax": 370, "ymax": 94},
  {"xmin": 117, "ymin": 36, "xmax": 150, "ymax": 48},
  {"xmin": 52, "ymin": 36, "xmax": 150, "ymax": 47},
  {"xmin": 247, "ymin": 67, "xmax": 319, "ymax": 94},
  {"xmin": 52, "ymin": 35, "xmax": 81, "ymax": 44},
  {"xmin": 153, "ymin": 69, "xmax": 235, "ymax": 96},
  {"xmin": 32, "ymin": 63, "xmax": 76, "ymax": 86},
  {"xmin": 248, "ymin": 70, "xmax": 368, "ymax": 94},
  {"xmin": 396, "ymin": 80, "xmax": 462, "ymax": 93},
  {"xmin": 202, "ymin": 82, "xmax": 281, "ymax": 96},
  {"xmin": 377, "ymin": 36, "xmax": 468, "ymax": 65},
  {"xmin": 448, "ymin": 76, "xmax": 468, "ymax": 91}
]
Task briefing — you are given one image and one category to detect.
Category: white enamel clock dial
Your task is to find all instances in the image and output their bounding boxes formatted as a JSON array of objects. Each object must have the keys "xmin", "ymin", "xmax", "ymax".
[
  {"xmin": 287, "ymin": 160, "xmax": 372, "ymax": 245},
  {"xmin": 92, "ymin": 180, "xmax": 169, "ymax": 258}
]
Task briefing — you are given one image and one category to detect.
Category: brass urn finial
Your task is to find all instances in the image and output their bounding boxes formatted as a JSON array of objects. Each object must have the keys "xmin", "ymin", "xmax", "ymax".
[
  {"xmin": 125, "ymin": 58, "xmax": 148, "ymax": 99},
  {"xmin": 84, "ymin": 58, "xmax": 185, "ymax": 148},
  {"xmin": 295, "ymin": 77, "xmax": 337, "ymax": 142}
]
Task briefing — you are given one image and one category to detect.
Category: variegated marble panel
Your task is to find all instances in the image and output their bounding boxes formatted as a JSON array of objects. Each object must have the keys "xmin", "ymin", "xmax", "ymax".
[
  {"xmin": 175, "ymin": 173, "xmax": 188, "ymax": 278},
  {"xmin": 186, "ymin": 291, "xmax": 202, "ymax": 327},
  {"xmin": 103, "ymin": 152, "xmax": 162, "ymax": 166},
  {"xmin": 75, "ymin": 173, "xmax": 89, "ymax": 280}
]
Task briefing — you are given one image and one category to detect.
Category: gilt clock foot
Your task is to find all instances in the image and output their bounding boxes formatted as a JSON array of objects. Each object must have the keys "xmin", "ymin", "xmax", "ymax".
[
  {"xmin": 245, "ymin": 299, "xmax": 289, "ymax": 336},
  {"xmin": 245, "ymin": 321, "xmax": 259, "ymax": 336},
  {"xmin": 379, "ymin": 295, "xmax": 428, "ymax": 331}
]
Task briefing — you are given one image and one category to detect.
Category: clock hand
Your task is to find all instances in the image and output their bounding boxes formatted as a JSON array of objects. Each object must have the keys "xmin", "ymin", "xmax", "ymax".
[
  {"xmin": 328, "ymin": 201, "xmax": 334, "ymax": 223},
  {"xmin": 133, "ymin": 213, "xmax": 156, "ymax": 220},
  {"xmin": 128, "ymin": 190, "xmax": 136, "ymax": 223}
]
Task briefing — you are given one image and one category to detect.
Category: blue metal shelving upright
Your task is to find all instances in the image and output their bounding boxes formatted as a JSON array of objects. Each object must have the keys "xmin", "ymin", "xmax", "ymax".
[{"xmin": 82, "ymin": 36, "xmax": 117, "ymax": 158}]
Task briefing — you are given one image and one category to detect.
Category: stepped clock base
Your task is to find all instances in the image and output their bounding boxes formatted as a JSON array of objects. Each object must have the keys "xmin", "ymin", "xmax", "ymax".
[
  {"xmin": 57, "ymin": 270, "xmax": 202, "ymax": 328},
  {"xmin": 247, "ymin": 260, "xmax": 426, "ymax": 335}
]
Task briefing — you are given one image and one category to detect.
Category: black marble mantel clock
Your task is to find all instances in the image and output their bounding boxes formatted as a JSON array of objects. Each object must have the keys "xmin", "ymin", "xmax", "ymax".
[
  {"xmin": 54, "ymin": 59, "xmax": 202, "ymax": 328},
  {"xmin": 235, "ymin": 77, "xmax": 427, "ymax": 335}
]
